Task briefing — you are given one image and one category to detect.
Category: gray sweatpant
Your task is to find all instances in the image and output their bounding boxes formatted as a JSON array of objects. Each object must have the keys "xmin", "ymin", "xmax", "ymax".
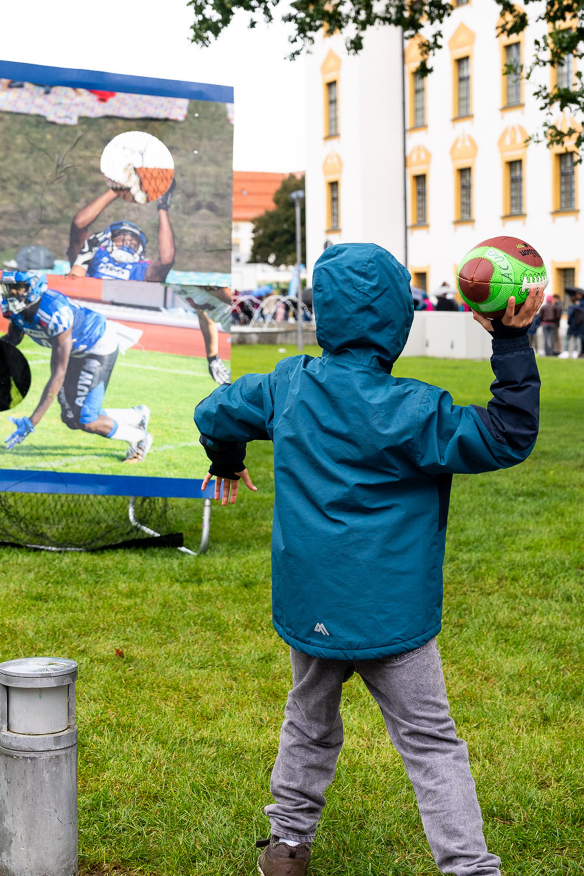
[{"xmin": 265, "ymin": 638, "xmax": 501, "ymax": 876}]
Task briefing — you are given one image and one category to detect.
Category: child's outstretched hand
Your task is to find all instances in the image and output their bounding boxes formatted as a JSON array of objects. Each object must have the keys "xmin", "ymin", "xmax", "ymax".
[
  {"xmin": 472, "ymin": 284, "xmax": 545, "ymax": 333},
  {"xmin": 201, "ymin": 468, "xmax": 257, "ymax": 506}
]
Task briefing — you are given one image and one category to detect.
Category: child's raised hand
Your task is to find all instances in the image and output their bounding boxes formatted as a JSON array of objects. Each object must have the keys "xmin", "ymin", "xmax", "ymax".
[
  {"xmin": 472, "ymin": 285, "xmax": 545, "ymax": 334},
  {"xmin": 201, "ymin": 468, "xmax": 258, "ymax": 506}
]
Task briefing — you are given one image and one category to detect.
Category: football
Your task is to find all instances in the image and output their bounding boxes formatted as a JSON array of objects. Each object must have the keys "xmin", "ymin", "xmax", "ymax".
[
  {"xmin": 100, "ymin": 131, "xmax": 175, "ymax": 204},
  {"xmin": 456, "ymin": 236, "xmax": 548, "ymax": 319}
]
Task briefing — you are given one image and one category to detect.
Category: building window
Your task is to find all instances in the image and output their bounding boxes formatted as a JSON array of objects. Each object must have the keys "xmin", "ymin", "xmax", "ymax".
[
  {"xmin": 327, "ymin": 80, "xmax": 338, "ymax": 136},
  {"xmin": 555, "ymin": 266, "xmax": 576, "ymax": 305},
  {"xmin": 509, "ymin": 160, "xmax": 523, "ymax": 214},
  {"xmin": 561, "ymin": 267, "xmax": 575, "ymax": 291},
  {"xmin": 413, "ymin": 271, "xmax": 428, "ymax": 292},
  {"xmin": 413, "ymin": 71, "xmax": 425, "ymax": 127},
  {"xmin": 557, "ymin": 53, "xmax": 574, "ymax": 90},
  {"xmin": 456, "ymin": 57, "xmax": 471, "ymax": 117},
  {"xmin": 458, "ymin": 167, "xmax": 472, "ymax": 220},
  {"xmin": 328, "ymin": 180, "xmax": 340, "ymax": 229},
  {"xmin": 414, "ymin": 174, "xmax": 427, "ymax": 225},
  {"xmin": 505, "ymin": 42, "xmax": 521, "ymax": 106},
  {"xmin": 559, "ymin": 152, "xmax": 575, "ymax": 209}
]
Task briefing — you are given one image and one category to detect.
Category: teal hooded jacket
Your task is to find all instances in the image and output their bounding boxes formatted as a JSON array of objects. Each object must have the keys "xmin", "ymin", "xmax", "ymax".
[{"xmin": 195, "ymin": 243, "xmax": 539, "ymax": 660}]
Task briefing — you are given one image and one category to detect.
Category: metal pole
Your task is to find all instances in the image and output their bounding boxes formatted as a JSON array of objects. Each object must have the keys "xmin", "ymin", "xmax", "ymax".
[
  {"xmin": 290, "ymin": 189, "xmax": 305, "ymax": 353},
  {"xmin": 295, "ymin": 198, "xmax": 303, "ymax": 352},
  {"xmin": 0, "ymin": 657, "xmax": 78, "ymax": 876},
  {"xmin": 401, "ymin": 28, "xmax": 409, "ymax": 272}
]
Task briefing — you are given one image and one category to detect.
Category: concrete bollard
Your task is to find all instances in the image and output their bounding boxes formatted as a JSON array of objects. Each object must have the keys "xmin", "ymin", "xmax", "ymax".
[{"xmin": 0, "ymin": 657, "xmax": 78, "ymax": 876}]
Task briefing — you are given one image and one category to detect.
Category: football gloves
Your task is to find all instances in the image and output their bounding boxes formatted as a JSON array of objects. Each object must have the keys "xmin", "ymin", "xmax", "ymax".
[
  {"xmin": 5, "ymin": 416, "xmax": 34, "ymax": 450},
  {"xmin": 157, "ymin": 178, "xmax": 176, "ymax": 212},
  {"xmin": 208, "ymin": 356, "xmax": 231, "ymax": 385}
]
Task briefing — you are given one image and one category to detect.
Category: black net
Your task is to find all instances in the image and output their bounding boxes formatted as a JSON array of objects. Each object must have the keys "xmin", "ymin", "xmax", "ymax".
[{"xmin": 0, "ymin": 492, "xmax": 174, "ymax": 551}]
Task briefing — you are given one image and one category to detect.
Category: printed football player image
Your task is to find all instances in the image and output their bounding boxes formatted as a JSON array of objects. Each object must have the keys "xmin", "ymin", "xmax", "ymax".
[
  {"xmin": 199, "ymin": 308, "xmax": 231, "ymax": 384},
  {"xmin": 0, "ymin": 271, "xmax": 152, "ymax": 461},
  {"xmin": 66, "ymin": 181, "xmax": 175, "ymax": 282},
  {"xmin": 178, "ymin": 286, "xmax": 232, "ymax": 385}
]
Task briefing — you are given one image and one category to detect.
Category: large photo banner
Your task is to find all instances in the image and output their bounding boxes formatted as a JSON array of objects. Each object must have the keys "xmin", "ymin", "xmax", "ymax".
[{"xmin": 0, "ymin": 61, "xmax": 233, "ymax": 496}]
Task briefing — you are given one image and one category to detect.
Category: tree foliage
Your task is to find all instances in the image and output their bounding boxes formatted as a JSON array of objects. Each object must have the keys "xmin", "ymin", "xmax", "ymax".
[
  {"xmin": 188, "ymin": 0, "xmax": 584, "ymax": 151},
  {"xmin": 249, "ymin": 174, "xmax": 305, "ymax": 267}
]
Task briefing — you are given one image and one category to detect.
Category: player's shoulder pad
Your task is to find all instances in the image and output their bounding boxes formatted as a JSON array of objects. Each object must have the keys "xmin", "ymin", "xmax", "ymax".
[
  {"xmin": 39, "ymin": 290, "xmax": 75, "ymax": 333},
  {"xmin": 42, "ymin": 288, "xmax": 74, "ymax": 309}
]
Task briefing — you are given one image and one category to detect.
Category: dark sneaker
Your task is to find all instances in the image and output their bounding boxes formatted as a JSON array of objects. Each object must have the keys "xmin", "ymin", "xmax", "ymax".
[{"xmin": 256, "ymin": 836, "xmax": 311, "ymax": 876}]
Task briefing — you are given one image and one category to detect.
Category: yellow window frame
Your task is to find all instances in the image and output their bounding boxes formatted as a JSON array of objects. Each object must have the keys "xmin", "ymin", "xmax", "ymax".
[
  {"xmin": 497, "ymin": 5, "xmax": 525, "ymax": 112},
  {"xmin": 323, "ymin": 152, "xmax": 343, "ymax": 234},
  {"xmin": 406, "ymin": 145, "xmax": 431, "ymax": 230},
  {"xmin": 549, "ymin": 114, "xmax": 581, "ymax": 218},
  {"xmin": 551, "ymin": 260, "xmax": 580, "ymax": 305},
  {"xmin": 498, "ymin": 125, "xmax": 528, "ymax": 223},
  {"xmin": 411, "ymin": 266, "xmax": 431, "ymax": 293},
  {"xmin": 448, "ymin": 23, "xmax": 476, "ymax": 123},
  {"xmin": 405, "ymin": 36, "xmax": 428, "ymax": 131},
  {"xmin": 450, "ymin": 133, "xmax": 477, "ymax": 225},
  {"xmin": 321, "ymin": 50, "xmax": 342, "ymax": 140},
  {"xmin": 548, "ymin": 18, "xmax": 579, "ymax": 92}
]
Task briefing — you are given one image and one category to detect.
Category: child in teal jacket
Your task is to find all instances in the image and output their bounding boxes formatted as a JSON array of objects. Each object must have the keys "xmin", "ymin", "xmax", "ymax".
[{"xmin": 195, "ymin": 243, "xmax": 542, "ymax": 876}]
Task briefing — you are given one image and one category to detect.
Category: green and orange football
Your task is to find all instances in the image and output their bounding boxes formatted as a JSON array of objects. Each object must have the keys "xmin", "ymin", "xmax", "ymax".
[{"xmin": 456, "ymin": 236, "xmax": 548, "ymax": 318}]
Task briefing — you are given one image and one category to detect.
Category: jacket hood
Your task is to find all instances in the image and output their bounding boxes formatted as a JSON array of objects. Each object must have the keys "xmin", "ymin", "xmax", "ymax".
[{"xmin": 313, "ymin": 243, "xmax": 413, "ymax": 368}]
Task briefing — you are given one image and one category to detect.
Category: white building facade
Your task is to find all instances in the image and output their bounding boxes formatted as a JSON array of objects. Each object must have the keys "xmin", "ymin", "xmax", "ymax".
[
  {"xmin": 304, "ymin": 26, "xmax": 407, "ymax": 282},
  {"xmin": 306, "ymin": 1, "xmax": 582, "ymax": 301}
]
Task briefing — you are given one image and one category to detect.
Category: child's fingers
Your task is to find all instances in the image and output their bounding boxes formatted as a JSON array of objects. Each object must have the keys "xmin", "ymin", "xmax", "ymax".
[
  {"xmin": 472, "ymin": 310, "xmax": 494, "ymax": 332},
  {"xmin": 215, "ymin": 477, "xmax": 222, "ymax": 501},
  {"xmin": 201, "ymin": 472, "xmax": 211, "ymax": 491},
  {"xmin": 230, "ymin": 480, "xmax": 239, "ymax": 504},
  {"xmin": 522, "ymin": 291, "xmax": 539, "ymax": 320},
  {"xmin": 534, "ymin": 287, "xmax": 545, "ymax": 311},
  {"xmin": 503, "ymin": 296, "xmax": 516, "ymax": 323},
  {"xmin": 238, "ymin": 469, "xmax": 258, "ymax": 492}
]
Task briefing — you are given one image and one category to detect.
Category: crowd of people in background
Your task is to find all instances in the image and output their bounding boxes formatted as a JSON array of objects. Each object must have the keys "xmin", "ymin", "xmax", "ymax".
[
  {"xmin": 529, "ymin": 291, "xmax": 584, "ymax": 358},
  {"xmin": 414, "ymin": 281, "xmax": 471, "ymax": 313},
  {"xmin": 232, "ymin": 279, "xmax": 584, "ymax": 360},
  {"xmin": 415, "ymin": 281, "xmax": 584, "ymax": 359}
]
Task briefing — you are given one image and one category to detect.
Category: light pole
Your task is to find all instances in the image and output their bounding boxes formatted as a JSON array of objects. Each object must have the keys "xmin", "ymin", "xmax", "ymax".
[{"xmin": 290, "ymin": 189, "xmax": 305, "ymax": 352}]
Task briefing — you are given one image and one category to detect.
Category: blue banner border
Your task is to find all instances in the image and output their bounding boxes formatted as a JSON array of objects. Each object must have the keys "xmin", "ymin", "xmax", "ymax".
[
  {"xmin": 0, "ymin": 470, "xmax": 214, "ymax": 499},
  {"xmin": 0, "ymin": 59, "xmax": 233, "ymax": 104},
  {"xmin": 0, "ymin": 59, "xmax": 225, "ymax": 499}
]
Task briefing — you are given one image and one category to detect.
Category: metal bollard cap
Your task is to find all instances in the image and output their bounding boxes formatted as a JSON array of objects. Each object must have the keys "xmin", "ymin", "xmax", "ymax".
[{"xmin": 0, "ymin": 657, "xmax": 78, "ymax": 688}]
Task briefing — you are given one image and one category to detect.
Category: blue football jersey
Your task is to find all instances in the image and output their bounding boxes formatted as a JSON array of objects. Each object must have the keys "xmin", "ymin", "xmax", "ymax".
[
  {"xmin": 12, "ymin": 290, "xmax": 106, "ymax": 354},
  {"xmin": 86, "ymin": 247, "xmax": 150, "ymax": 281}
]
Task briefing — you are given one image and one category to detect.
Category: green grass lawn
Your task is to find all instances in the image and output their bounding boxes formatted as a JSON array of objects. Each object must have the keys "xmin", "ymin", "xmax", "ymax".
[
  {"xmin": 2, "ymin": 337, "xmax": 219, "ymax": 477},
  {"xmin": 1, "ymin": 346, "xmax": 583, "ymax": 876}
]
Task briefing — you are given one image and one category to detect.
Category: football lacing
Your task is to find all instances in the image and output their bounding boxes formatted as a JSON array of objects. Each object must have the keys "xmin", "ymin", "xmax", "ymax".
[{"xmin": 521, "ymin": 275, "xmax": 549, "ymax": 293}]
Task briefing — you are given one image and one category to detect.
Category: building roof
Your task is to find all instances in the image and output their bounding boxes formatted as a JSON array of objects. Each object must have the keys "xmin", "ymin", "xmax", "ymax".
[{"xmin": 233, "ymin": 171, "xmax": 290, "ymax": 221}]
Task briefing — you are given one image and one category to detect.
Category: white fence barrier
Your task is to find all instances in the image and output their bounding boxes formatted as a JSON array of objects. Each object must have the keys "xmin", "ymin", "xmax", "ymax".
[{"xmin": 404, "ymin": 312, "xmax": 507, "ymax": 360}]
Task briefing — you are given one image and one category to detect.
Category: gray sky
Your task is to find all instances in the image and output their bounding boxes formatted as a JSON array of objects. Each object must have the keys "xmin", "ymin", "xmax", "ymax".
[{"xmin": 2, "ymin": 0, "xmax": 307, "ymax": 173}]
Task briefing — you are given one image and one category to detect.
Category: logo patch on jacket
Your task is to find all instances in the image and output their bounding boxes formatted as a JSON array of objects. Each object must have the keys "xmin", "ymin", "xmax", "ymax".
[{"xmin": 314, "ymin": 623, "xmax": 330, "ymax": 636}]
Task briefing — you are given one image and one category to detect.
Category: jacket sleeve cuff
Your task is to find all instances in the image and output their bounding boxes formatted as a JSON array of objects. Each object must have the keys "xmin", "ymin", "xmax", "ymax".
[
  {"xmin": 208, "ymin": 461, "xmax": 241, "ymax": 480},
  {"xmin": 199, "ymin": 434, "xmax": 246, "ymax": 478},
  {"xmin": 491, "ymin": 335, "xmax": 531, "ymax": 354}
]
